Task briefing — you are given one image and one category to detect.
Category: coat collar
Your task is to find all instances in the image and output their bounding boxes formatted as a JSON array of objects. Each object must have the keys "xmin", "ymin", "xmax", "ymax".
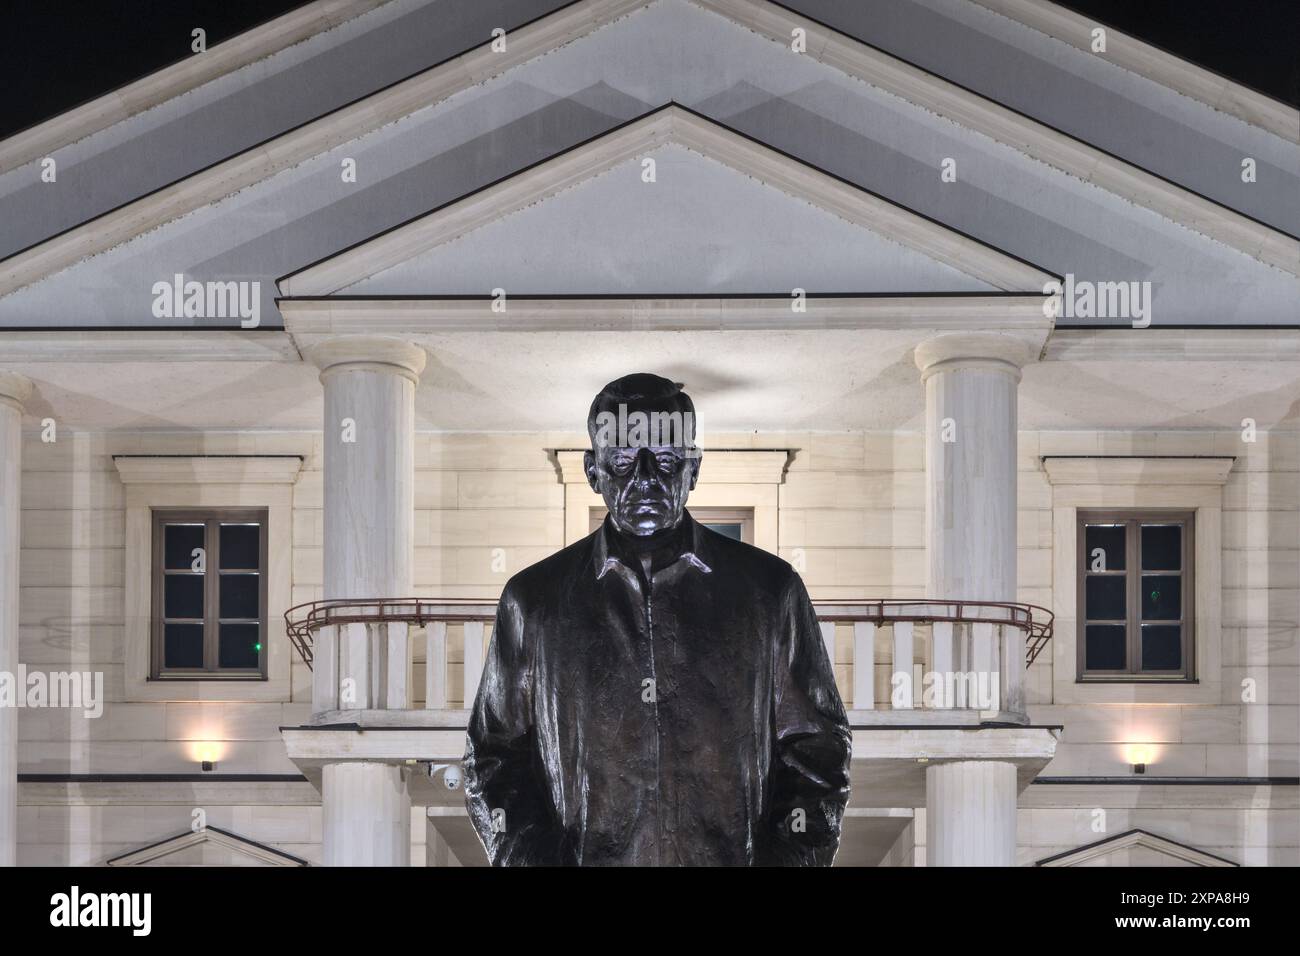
[{"xmin": 592, "ymin": 510, "xmax": 713, "ymax": 583}]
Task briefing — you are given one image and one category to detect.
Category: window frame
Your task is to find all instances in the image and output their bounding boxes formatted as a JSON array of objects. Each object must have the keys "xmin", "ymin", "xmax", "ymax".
[
  {"xmin": 588, "ymin": 506, "xmax": 755, "ymax": 544},
  {"xmin": 1076, "ymin": 509, "xmax": 1195, "ymax": 683},
  {"xmin": 150, "ymin": 507, "xmax": 269, "ymax": 681}
]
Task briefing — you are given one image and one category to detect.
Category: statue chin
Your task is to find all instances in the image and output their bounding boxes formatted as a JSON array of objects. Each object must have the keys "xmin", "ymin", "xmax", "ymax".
[
  {"xmin": 614, "ymin": 516, "xmax": 674, "ymax": 537},
  {"xmin": 610, "ymin": 505, "xmax": 684, "ymax": 537},
  {"xmin": 630, "ymin": 522, "xmax": 672, "ymax": 537}
]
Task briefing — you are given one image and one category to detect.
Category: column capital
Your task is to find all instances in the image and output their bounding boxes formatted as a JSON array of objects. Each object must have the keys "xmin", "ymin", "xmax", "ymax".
[
  {"xmin": 0, "ymin": 371, "xmax": 32, "ymax": 412},
  {"xmin": 303, "ymin": 336, "xmax": 427, "ymax": 385},
  {"xmin": 914, "ymin": 332, "xmax": 1038, "ymax": 382}
]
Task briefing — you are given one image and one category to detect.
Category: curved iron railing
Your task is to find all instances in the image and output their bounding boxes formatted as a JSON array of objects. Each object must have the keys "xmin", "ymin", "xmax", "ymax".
[
  {"xmin": 285, "ymin": 598, "xmax": 498, "ymax": 669},
  {"xmin": 812, "ymin": 599, "xmax": 1054, "ymax": 667},
  {"xmin": 284, "ymin": 597, "xmax": 1053, "ymax": 670}
]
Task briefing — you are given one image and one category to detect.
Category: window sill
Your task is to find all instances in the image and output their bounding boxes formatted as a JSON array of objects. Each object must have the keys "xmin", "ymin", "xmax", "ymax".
[
  {"xmin": 1077, "ymin": 677, "xmax": 1199, "ymax": 685},
  {"xmin": 1055, "ymin": 674, "xmax": 1219, "ymax": 705},
  {"xmin": 151, "ymin": 675, "xmax": 269, "ymax": 683},
  {"xmin": 126, "ymin": 676, "xmax": 291, "ymax": 703}
]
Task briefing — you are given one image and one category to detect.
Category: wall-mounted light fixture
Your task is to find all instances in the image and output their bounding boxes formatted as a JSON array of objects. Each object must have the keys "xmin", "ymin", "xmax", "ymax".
[
  {"xmin": 1125, "ymin": 744, "xmax": 1153, "ymax": 775},
  {"xmin": 195, "ymin": 742, "xmax": 221, "ymax": 773}
]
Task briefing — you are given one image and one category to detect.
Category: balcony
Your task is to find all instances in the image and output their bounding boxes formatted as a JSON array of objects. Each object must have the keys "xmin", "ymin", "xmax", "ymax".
[
  {"xmin": 282, "ymin": 597, "xmax": 1058, "ymax": 800},
  {"xmin": 286, "ymin": 597, "xmax": 1051, "ymax": 712},
  {"xmin": 278, "ymin": 597, "xmax": 1061, "ymax": 864}
]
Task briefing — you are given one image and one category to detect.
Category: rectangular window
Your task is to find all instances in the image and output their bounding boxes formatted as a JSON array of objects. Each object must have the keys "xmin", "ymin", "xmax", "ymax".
[
  {"xmin": 589, "ymin": 506, "xmax": 754, "ymax": 543},
  {"xmin": 1077, "ymin": 510, "xmax": 1194, "ymax": 681},
  {"xmin": 151, "ymin": 509, "xmax": 268, "ymax": 679}
]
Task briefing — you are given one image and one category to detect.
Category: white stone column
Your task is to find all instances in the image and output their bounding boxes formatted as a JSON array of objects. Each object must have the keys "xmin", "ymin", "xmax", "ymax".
[
  {"xmin": 0, "ymin": 372, "xmax": 31, "ymax": 867},
  {"xmin": 306, "ymin": 337, "xmax": 425, "ymax": 867},
  {"xmin": 915, "ymin": 333, "xmax": 1031, "ymax": 603},
  {"xmin": 915, "ymin": 334, "xmax": 1032, "ymax": 866},
  {"xmin": 925, "ymin": 760, "xmax": 1017, "ymax": 866},
  {"xmin": 306, "ymin": 336, "xmax": 426, "ymax": 713},
  {"xmin": 322, "ymin": 762, "xmax": 412, "ymax": 867}
]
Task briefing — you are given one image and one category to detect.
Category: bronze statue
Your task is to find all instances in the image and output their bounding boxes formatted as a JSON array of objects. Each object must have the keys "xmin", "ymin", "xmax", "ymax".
[{"xmin": 463, "ymin": 373, "xmax": 851, "ymax": 865}]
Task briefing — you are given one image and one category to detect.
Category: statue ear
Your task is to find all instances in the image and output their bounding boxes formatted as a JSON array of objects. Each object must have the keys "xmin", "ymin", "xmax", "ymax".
[
  {"xmin": 687, "ymin": 453, "xmax": 701, "ymax": 491},
  {"xmin": 583, "ymin": 449, "xmax": 599, "ymax": 492}
]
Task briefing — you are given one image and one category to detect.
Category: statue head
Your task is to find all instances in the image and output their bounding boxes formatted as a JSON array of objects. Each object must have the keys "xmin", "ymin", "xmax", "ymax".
[{"xmin": 584, "ymin": 373, "xmax": 702, "ymax": 537}]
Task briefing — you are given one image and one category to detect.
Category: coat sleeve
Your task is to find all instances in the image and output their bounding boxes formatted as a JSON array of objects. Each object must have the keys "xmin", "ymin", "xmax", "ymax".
[
  {"xmin": 764, "ymin": 570, "xmax": 853, "ymax": 866},
  {"xmin": 462, "ymin": 583, "xmax": 563, "ymax": 865}
]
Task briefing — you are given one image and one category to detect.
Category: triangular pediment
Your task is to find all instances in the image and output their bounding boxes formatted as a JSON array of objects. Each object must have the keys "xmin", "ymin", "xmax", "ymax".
[
  {"xmin": 3, "ymin": 0, "xmax": 1293, "ymax": 308},
  {"xmin": 1036, "ymin": 829, "xmax": 1237, "ymax": 868},
  {"xmin": 278, "ymin": 105, "xmax": 1055, "ymax": 298},
  {"xmin": 106, "ymin": 826, "xmax": 309, "ymax": 867}
]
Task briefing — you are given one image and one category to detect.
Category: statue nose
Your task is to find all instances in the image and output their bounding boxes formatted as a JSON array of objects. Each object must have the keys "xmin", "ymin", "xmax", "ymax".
[{"xmin": 632, "ymin": 448, "xmax": 660, "ymax": 483}]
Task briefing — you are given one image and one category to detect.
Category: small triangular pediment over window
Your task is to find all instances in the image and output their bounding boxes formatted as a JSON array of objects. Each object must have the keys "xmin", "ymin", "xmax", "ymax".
[
  {"xmin": 277, "ymin": 104, "xmax": 1055, "ymax": 300},
  {"xmin": 106, "ymin": 825, "xmax": 309, "ymax": 867},
  {"xmin": 1036, "ymin": 829, "xmax": 1237, "ymax": 867}
]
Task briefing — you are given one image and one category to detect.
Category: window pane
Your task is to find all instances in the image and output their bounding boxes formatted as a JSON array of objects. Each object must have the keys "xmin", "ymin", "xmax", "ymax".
[
  {"xmin": 1085, "ymin": 625, "xmax": 1127, "ymax": 670},
  {"xmin": 163, "ymin": 624, "xmax": 204, "ymax": 668},
  {"xmin": 220, "ymin": 523, "xmax": 260, "ymax": 570},
  {"xmin": 1141, "ymin": 624, "xmax": 1183, "ymax": 670},
  {"xmin": 164, "ymin": 574, "xmax": 204, "ymax": 619},
  {"xmin": 219, "ymin": 623, "xmax": 261, "ymax": 669},
  {"xmin": 1141, "ymin": 524, "xmax": 1182, "ymax": 571},
  {"xmin": 1142, "ymin": 575, "xmax": 1181, "ymax": 620},
  {"xmin": 1084, "ymin": 524, "xmax": 1126, "ymax": 571},
  {"xmin": 1085, "ymin": 575, "xmax": 1126, "ymax": 621},
  {"xmin": 164, "ymin": 523, "xmax": 205, "ymax": 570},
  {"xmin": 219, "ymin": 574, "xmax": 260, "ymax": 619},
  {"xmin": 703, "ymin": 522, "xmax": 743, "ymax": 541}
]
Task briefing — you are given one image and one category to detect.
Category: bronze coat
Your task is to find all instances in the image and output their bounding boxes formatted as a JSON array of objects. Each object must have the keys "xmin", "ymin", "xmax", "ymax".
[{"xmin": 463, "ymin": 511, "xmax": 852, "ymax": 865}]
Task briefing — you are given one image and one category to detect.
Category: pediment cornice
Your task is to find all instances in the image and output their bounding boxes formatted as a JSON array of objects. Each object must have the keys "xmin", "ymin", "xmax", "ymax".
[
  {"xmin": 4, "ymin": 0, "xmax": 1294, "ymax": 303},
  {"xmin": 277, "ymin": 104, "xmax": 1059, "ymax": 297},
  {"xmin": 1036, "ymin": 828, "xmax": 1238, "ymax": 867}
]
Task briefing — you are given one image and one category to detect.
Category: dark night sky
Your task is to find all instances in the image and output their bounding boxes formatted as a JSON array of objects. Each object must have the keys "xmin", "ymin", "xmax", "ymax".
[{"xmin": 0, "ymin": 0, "xmax": 1297, "ymax": 140}]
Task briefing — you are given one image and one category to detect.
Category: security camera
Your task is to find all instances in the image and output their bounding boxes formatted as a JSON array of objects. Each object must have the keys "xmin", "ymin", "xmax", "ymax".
[{"xmin": 428, "ymin": 763, "xmax": 463, "ymax": 791}]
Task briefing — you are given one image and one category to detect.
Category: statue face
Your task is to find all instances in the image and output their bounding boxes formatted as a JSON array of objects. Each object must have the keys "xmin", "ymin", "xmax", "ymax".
[{"xmin": 584, "ymin": 443, "xmax": 700, "ymax": 536}]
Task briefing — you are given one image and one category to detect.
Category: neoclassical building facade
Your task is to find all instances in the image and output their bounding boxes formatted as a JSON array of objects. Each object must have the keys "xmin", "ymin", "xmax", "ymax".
[{"xmin": 0, "ymin": 0, "xmax": 1296, "ymax": 866}]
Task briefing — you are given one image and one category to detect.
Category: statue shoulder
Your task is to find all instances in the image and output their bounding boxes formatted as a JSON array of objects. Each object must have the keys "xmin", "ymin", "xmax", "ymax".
[
  {"xmin": 499, "ymin": 533, "xmax": 595, "ymax": 607},
  {"xmin": 697, "ymin": 524, "xmax": 799, "ymax": 585}
]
